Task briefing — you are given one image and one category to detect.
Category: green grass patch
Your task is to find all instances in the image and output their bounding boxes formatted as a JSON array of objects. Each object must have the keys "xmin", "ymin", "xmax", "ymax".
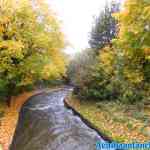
[{"xmin": 67, "ymin": 96, "xmax": 150, "ymax": 143}]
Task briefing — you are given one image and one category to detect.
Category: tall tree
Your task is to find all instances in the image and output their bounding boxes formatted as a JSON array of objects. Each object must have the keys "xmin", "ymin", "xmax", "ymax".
[
  {"xmin": 114, "ymin": 0, "xmax": 150, "ymax": 84},
  {"xmin": 89, "ymin": 1, "xmax": 120, "ymax": 52},
  {"xmin": 67, "ymin": 49, "xmax": 96, "ymax": 87},
  {"xmin": 0, "ymin": 0, "xmax": 67, "ymax": 102},
  {"xmin": 112, "ymin": 0, "xmax": 150, "ymax": 103}
]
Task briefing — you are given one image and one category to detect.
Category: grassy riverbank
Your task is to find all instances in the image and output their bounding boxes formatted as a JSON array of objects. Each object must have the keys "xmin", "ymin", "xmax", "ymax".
[{"xmin": 66, "ymin": 96, "xmax": 150, "ymax": 143}]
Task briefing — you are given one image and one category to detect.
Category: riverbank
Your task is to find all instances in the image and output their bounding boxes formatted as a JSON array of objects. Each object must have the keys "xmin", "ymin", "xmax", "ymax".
[
  {"xmin": 66, "ymin": 96, "xmax": 150, "ymax": 143},
  {"xmin": 0, "ymin": 86, "xmax": 64, "ymax": 150},
  {"xmin": 0, "ymin": 91, "xmax": 39, "ymax": 150}
]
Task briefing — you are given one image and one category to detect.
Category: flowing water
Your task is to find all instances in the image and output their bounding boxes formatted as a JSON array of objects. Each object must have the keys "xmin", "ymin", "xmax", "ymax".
[{"xmin": 10, "ymin": 87, "xmax": 114, "ymax": 150}]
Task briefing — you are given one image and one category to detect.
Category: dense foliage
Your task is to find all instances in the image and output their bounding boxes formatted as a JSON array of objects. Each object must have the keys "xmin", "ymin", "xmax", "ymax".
[
  {"xmin": 69, "ymin": 0, "xmax": 150, "ymax": 103},
  {"xmin": 0, "ymin": 0, "xmax": 67, "ymax": 100},
  {"xmin": 89, "ymin": 1, "xmax": 120, "ymax": 52},
  {"xmin": 112, "ymin": 0, "xmax": 150, "ymax": 103},
  {"xmin": 67, "ymin": 49, "xmax": 96, "ymax": 92}
]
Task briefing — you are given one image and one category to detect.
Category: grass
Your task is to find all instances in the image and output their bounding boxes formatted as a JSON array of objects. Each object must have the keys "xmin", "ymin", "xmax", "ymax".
[{"xmin": 66, "ymin": 95, "xmax": 150, "ymax": 143}]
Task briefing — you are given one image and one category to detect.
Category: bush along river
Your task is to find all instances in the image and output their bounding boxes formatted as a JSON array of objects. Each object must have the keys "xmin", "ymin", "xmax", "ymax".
[{"xmin": 10, "ymin": 87, "xmax": 116, "ymax": 150}]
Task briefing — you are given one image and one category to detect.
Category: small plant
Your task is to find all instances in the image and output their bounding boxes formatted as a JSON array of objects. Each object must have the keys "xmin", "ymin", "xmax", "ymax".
[
  {"xmin": 114, "ymin": 136, "xmax": 126, "ymax": 143},
  {"xmin": 112, "ymin": 116, "xmax": 127, "ymax": 124},
  {"xmin": 132, "ymin": 111, "xmax": 149, "ymax": 122},
  {"xmin": 126, "ymin": 122, "xmax": 134, "ymax": 130}
]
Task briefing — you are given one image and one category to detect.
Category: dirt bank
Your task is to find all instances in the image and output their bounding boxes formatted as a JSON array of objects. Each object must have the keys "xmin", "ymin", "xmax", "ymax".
[{"xmin": 0, "ymin": 91, "xmax": 40, "ymax": 150}]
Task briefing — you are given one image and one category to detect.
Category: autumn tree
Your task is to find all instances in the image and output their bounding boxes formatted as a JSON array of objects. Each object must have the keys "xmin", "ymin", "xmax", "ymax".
[
  {"xmin": 0, "ymin": 0, "xmax": 67, "ymax": 103},
  {"xmin": 113, "ymin": 0, "xmax": 150, "ymax": 103}
]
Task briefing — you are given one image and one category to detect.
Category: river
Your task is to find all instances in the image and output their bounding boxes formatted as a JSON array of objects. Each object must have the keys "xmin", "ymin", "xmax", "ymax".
[{"xmin": 10, "ymin": 87, "xmax": 115, "ymax": 150}]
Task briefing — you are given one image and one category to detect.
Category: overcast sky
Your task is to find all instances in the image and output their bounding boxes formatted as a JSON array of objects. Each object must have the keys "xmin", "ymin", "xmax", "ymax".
[{"xmin": 47, "ymin": 0, "xmax": 114, "ymax": 54}]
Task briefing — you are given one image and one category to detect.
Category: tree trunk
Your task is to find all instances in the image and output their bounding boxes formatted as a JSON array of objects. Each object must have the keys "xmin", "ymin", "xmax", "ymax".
[{"xmin": 6, "ymin": 95, "xmax": 11, "ymax": 107}]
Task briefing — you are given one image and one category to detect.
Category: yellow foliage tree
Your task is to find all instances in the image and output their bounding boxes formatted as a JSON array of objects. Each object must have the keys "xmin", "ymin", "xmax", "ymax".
[
  {"xmin": 0, "ymin": 0, "xmax": 67, "ymax": 101},
  {"xmin": 114, "ymin": 0, "xmax": 150, "ymax": 83}
]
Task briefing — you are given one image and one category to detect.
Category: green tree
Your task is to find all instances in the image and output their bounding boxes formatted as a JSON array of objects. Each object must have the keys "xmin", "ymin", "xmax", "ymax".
[
  {"xmin": 89, "ymin": 1, "xmax": 120, "ymax": 52},
  {"xmin": 67, "ymin": 49, "xmax": 96, "ymax": 88}
]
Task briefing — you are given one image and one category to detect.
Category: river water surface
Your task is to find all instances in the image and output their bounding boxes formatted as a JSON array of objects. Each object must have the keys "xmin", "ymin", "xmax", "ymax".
[{"xmin": 10, "ymin": 87, "xmax": 114, "ymax": 150}]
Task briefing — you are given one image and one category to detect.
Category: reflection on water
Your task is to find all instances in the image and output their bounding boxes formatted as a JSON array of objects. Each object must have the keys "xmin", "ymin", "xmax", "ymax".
[{"xmin": 10, "ymin": 88, "xmax": 113, "ymax": 150}]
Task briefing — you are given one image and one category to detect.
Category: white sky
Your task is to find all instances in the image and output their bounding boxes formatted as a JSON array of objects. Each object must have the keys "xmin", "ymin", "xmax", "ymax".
[{"xmin": 47, "ymin": 0, "xmax": 113, "ymax": 55}]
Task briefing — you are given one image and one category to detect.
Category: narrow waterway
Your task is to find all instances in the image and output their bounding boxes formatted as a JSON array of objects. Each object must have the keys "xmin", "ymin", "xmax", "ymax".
[{"xmin": 10, "ymin": 87, "xmax": 114, "ymax": 150}]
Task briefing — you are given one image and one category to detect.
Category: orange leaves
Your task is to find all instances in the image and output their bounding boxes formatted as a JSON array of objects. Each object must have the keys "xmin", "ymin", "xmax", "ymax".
[
  {"xmin": 143, "ymin": 47, "xmax": 150, "ymax": 60},
  {"xmin": 144, "ymin": 48, "xmax": 150, "ymax": 56}
]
